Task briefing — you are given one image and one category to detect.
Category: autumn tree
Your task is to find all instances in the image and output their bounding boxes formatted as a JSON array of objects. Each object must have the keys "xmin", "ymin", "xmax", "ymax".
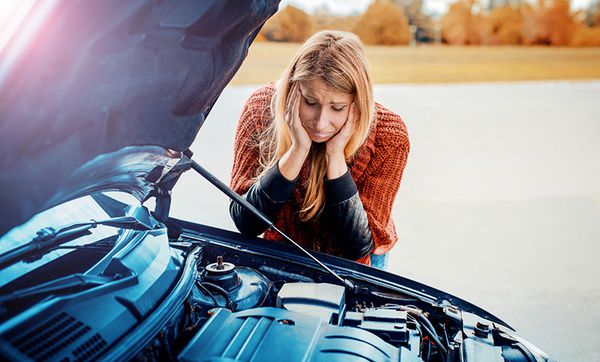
[
  {"xmin": 486, "ymin": 5, "xmax": 524, "ymax": 44},
  {"xmin": 441, "ymin": 0, "xmax": 485, "ymax": 45},
  {"xmin": 260, "ymin": 5, "xmax": 314, "ymax": 43},
  {"xmin": 353, "ymin": 0, "xmax": 410, "ymax": 45},
  {"xmin": 570, "ymin": 24, "xmax": 600, "ymax": 45},
  {"xmin": 522, "ymin": 0, "xmax": 575, "ymax": 45}
]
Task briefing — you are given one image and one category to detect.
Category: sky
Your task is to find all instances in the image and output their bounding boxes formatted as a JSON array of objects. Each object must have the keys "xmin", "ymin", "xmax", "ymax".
[{"xmin": 280, "ymin": 0, "xmax": 594, "ymax": 17}]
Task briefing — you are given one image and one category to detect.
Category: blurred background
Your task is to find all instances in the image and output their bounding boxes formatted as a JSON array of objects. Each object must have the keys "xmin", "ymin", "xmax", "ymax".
[
  {"xmin": 264, "ymin": 0, "xmax": 600, "ymax": 47},
  {"xmin": 231, "ymin": 0, "xmax": 600, "ymax": 84},
  {"xmin": 178, "ymin": 1, "xmax": 600, "ymax": 361}
]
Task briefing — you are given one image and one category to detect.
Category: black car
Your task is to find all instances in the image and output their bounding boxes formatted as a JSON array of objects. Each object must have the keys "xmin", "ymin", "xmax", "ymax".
[{"xmin": 0, "ymin": 1, "xmax": 552, "ymax": 361}]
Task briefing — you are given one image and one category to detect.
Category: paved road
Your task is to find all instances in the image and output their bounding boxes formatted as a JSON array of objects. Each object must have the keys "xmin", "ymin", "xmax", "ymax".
[{"xmin": 171, "ymin": 81, "xmax": 600, "ymax": 362}]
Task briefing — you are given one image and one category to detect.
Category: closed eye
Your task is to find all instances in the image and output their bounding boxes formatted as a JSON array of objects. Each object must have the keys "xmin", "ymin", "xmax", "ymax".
[
  {"xmin": 332, "ymin": 106, "xmax": 345, "ymax": 112},
  {"xmin": 303, "ymin": 97, "xmax": 317, "ymax": 106}
]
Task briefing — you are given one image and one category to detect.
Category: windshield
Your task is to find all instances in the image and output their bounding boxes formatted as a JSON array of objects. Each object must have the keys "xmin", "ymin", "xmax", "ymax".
[
  {"xmin": 0, "ymin": 192, "xmax": 138, "ymax": 286},
  {"xmin": 0, "ymin": 192, "xmax": 139, "ymax": 251}
]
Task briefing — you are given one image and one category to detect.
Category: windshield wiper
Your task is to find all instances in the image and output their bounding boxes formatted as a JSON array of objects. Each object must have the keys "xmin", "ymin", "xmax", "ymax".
[
  {"xmin": 188, "ymin": 158, "xmax": 356, "ymax": 292},
  {"xmin": 0, "ymin": 216, "xmax": 153, "ymax": 269},
  {"xmin": 0, "ymin": 273, "xmax": 115, "ymax": 305}
]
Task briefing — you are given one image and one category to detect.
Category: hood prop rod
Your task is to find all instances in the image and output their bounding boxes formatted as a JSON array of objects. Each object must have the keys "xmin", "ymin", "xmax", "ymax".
[{"xmin": 188, "ymin": 158, "xmax": 355, "ymax": 291}]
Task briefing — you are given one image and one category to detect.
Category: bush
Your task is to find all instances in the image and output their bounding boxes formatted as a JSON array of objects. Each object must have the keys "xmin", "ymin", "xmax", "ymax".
[
  {"xmin": 522, "ymin": 0, "xmax": 575, "ymax": 46},
  {"xmin": 485, "ymin": 5, "xmax": 524, "ymax": 45},
  {"xmin": 353, "ymin": 0, "xmax": 410, "ymax": 45},
  {"xmin": 260, "ymin": 5, "xmax": 314, "ymax": 43},
  {"xmin": 441, "ymin": 0, "xmax": 485, "ymax": 45},
  {"xmin": 570, "ymin": 24, "xmax": 600, "ymax": 45}
]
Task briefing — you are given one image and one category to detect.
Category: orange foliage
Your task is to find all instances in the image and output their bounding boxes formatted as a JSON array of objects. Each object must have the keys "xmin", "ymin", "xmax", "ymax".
[
  {"xmin": 255, "ymin": 0, "xmax": 595, "ymax": 48},
  {"xmin": 260, "ymin": 5, "xmax": 314, "ymax": 43},
  {"xmin": 441, "ymin": 0, "xmax": 586, "ymax": 46},
  {"xmin": 254, "ymin": 31, "xmax": 267, "ymax": 42},
  {"xmin": 441, "ymin": 0, "xmax": 485, "ymax": 45},
  {"xmin": 485, "ymin": 6, "xmax": 524, "ymax": 45},
  {"xmin": 353, "ymin": 0, "xmax": 410, "ymax": 45},
  {"xmin": 522, "ymin": 0, "xmax": 575, "ymax": 45},
  {"xmin": 570, "ymin": 24, "xmax": 600, "ymax": 46}
]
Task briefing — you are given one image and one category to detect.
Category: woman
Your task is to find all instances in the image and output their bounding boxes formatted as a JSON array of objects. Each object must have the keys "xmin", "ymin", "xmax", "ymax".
[{"xmin": 229, "ymin": 30, "xmax": 409, "ymax": 269}]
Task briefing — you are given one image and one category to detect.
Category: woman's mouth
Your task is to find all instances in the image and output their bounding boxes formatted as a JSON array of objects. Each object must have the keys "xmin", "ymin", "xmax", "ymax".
[{"xmin": 308, "ymin": 129, "xmax": 332, "ymax": 142}]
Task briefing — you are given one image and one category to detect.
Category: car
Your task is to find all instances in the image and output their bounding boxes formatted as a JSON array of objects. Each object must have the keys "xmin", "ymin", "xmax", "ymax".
[{"xmin": 0, "ymin": 1, "xmax": 553, "ymax": 361}]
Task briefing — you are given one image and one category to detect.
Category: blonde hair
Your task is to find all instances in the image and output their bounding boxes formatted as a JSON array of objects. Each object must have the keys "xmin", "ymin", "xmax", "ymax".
[{"xmin": 258, "ymin": 30, "xmax": 374, "ymax": 221}]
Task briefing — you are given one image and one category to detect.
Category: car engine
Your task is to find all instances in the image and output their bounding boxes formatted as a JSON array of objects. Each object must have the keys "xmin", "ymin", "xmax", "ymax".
[
  {"xmin": 144, "ymin": 230, "xmax": 541, "ymax": 362},
  {"xmin": 183, "ymin": 256, "xmax": 418, "ymax": 361},
  {"xmin": 0, "ymin": 215, "xmax": 543, "ymax": 362}
]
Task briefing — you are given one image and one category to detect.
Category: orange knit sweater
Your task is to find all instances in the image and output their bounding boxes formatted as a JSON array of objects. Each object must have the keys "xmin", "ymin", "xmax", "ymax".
[{"xmin": 230, "ymin": 83, "xmax": 410, "ymax": 265}]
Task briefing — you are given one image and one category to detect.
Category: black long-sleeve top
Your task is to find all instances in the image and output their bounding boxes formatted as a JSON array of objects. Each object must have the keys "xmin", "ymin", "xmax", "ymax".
[{"xmin": 230, "ymin": 164, "xmax": 374, "ymax": 260}]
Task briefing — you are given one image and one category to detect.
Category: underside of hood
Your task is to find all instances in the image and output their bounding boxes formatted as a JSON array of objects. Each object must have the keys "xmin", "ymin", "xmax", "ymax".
[{"xmin": 0, "ymin": 0, "xmax": 279, "ymax": 236}]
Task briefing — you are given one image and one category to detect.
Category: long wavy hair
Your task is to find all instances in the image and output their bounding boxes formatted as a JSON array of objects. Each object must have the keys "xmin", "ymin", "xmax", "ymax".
[{"xmin": 257, "ymin": 30, "xmax": 374, "ymax": 221}]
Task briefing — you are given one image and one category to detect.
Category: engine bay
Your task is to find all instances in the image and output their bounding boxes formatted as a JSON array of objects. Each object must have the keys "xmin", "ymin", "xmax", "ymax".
[
  {"xmin": 165, "ymin": 230, "xmax": 539, "ymax": 362},
  {"xmin": 186, "ymin": 256, "xmax": 422, "ymax": 361},
  {"xmin": 0, "ymin": 212, "xmax": 541, "ymax": 362}
]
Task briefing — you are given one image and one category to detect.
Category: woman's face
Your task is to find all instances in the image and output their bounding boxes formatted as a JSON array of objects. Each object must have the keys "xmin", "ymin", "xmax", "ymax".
[{"xmin": 298, "ymin": 80, "xmax": 354, "ymax": 143}]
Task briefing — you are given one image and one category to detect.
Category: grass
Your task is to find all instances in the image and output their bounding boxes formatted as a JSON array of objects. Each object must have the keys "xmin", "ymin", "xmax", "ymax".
[{"xmin": 231, "ymin": 42, "xmax": 600, "ymax": 84}]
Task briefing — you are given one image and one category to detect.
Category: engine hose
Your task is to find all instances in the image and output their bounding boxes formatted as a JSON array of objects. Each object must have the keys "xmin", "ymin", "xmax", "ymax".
[
  {"xmin": 418, "ymin": 315, "xmax": 448, "ymax": 361},
  {"xmin": 196, "ymin": 281, "xmax": 218, "ymax": 308},
  {"xmin": 200, "ymin": 282, "xmax": 235, "ymax": 311}
]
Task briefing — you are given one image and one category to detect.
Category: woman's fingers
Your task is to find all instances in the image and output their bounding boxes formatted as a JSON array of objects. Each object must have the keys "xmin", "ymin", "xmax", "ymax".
[
  {"xmin": 286, "ymin": 84, "xmax": 295, "ymax": 124},
  {"xmin": 342, "ymin": 102, "xmax": 356, "ymax": 136},
  {"xmin": 348, "ymin": 102, "xmax": 356, "ymax": 124},
  {"xmin": 285, "ymin": 83, "xmax": 311, "ymax": 151},
  {"xmin": 291, "ymin": 89, "xmax": 298, "ymax": 125},
  {"xmin": 288, "ymin": 88, "xmax": 295, "ymax": 123},
  {"xmin": 291, "ymin": 84, "xmax": 301, "ymax": 125}
]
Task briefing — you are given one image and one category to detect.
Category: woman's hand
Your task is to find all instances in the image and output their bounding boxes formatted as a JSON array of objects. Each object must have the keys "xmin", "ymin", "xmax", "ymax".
[
  {"xmin": 286, "ymin": 82, "xmax": 312, "ymax": 153},
  {"xmin": 278, "ymin": 82, "xmax": 311, "ymax": 180},
  {"xmin": 325, "ymin": 103, "xmax": 355, "ymax": 179},
  {"xmin": 326, "ymin": 102, "xmax": 356, "ymax": 157}
]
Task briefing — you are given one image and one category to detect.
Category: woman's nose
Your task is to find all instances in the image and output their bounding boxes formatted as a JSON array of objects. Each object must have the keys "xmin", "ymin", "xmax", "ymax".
[{"xmin": 314, "ymin": 110, "xmax": 329, "ymax": 131}]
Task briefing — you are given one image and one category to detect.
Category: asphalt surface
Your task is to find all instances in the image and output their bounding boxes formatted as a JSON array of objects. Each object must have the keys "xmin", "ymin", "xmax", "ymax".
[{"xmin": 171, "ymin": 81, "xmax": 600, "ymax": 362}]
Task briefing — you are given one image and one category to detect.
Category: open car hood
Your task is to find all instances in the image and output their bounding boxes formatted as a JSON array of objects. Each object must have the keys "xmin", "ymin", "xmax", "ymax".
[{"xmin": 0, "ymin": 0, "xmax": 279, "ymax": 236}]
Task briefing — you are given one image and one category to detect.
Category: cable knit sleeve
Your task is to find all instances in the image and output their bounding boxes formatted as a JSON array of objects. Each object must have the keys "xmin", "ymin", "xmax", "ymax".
[
  {"xmin": 357, "ymin": 106, "xmax": 410, "ymax": 255},
  {"xmin": 230, "ymin": 84, "xmax": 290, "ymax": 235},
  {"xmin": 230, "ymin": 84, "xmax": 275, "ymax": 195}
]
